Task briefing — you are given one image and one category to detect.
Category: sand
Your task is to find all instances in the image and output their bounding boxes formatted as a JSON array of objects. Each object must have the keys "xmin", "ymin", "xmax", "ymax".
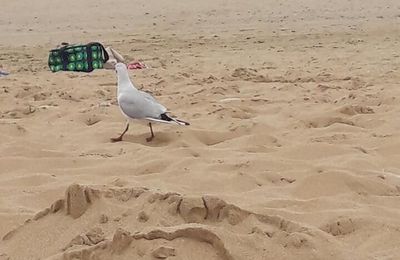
[{"xmin": 1, "ymin": 0, "xmax": 400, "ymax": 259}]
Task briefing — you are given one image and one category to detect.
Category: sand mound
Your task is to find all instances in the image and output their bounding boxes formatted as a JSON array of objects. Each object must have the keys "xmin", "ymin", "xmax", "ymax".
[{"xmin": 1, "ymin": 184, "xmax": 350, "ymax": 260}]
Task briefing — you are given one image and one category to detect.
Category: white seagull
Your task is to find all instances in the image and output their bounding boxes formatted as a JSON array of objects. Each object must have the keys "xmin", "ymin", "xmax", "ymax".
[{"xmin": 111, "ymin": 63, "xmax": 190, "ymax": 142}]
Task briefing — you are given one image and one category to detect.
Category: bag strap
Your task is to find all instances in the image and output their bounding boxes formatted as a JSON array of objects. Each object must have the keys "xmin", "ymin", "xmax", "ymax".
[
  {"xmin": 50, "ymin": 42, "xmax": 71, "ymax": 52},
  {"xmin": 55, "ymin": 42, "xmax": 110, "ymax": 60},
  {"xmin": 57, "ymin": 43, "xmax": 71, "ymax": 71}
]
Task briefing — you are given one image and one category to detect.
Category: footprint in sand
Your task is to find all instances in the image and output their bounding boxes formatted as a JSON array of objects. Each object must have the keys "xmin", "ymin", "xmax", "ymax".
[
  {"xmin": 338, "ymin": 105, "xmax": 374, "ymax": 115},
  {"xmin": 321, "ymin": 217, "xmax": 356, "ymax": 236},
  {"xmin": 304, "ymin": 116, "xmax": 356, "ymax": 128}
]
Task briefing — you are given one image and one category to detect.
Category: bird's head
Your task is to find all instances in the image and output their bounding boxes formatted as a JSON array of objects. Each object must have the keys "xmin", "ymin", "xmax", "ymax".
[{"xmin": 114, "ymin": 62, "xmax": 127, "ymax": 74}]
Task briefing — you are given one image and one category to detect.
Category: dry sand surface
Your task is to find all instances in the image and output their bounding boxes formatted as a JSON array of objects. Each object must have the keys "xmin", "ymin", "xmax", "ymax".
[{"xmin": 1, "ymin": 0, "xmax": 400, "ymax": 259}]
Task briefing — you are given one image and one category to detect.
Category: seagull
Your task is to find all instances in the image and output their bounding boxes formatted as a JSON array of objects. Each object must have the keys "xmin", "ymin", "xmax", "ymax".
[{"xmin": 111, "ymin": 63, "xmax": 189, "ymax": 142}]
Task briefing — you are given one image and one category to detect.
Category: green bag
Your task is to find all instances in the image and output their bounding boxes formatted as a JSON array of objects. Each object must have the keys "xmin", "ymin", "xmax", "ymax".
[{"xmin": 48, "ymin": 42, "xmax": 109, "ymax": 72}]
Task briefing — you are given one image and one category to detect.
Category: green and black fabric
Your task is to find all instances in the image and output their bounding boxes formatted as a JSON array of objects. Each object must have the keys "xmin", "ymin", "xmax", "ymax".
[{"xmin": 48, "ymin": 42, "xmax": 109, "ymax": 72}]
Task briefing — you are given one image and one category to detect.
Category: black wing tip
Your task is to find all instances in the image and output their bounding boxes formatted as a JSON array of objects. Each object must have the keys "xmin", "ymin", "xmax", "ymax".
[
  {"xmin": 160, "ymin": 113, "xmax": 173, "ymax": 121},
  {"xmin": 180, "ymin": 120, "xmax": 190, "ymax": 126},
  {"xmin": 161, "ymin": 113, "xmax": 190, "ymax": 125}
]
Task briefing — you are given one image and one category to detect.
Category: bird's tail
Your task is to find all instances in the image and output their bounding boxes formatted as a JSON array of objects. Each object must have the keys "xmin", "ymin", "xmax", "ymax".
[
  {"xmin": 161, "ymin": 113, "xmax": 190, "ymax": 125},
  {"xmin": 145, "ymin": 113, "xmax": 190, "ymax": 125}
]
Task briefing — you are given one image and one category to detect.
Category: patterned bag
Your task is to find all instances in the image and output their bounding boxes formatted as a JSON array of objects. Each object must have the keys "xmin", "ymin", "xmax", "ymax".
[{"xmin": 48, "ymin": 42, "xmax": 109, "ymax": 72}]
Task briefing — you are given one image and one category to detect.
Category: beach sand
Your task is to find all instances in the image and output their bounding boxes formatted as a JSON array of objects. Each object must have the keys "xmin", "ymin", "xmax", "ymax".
[{"xmin": 1, "ymin": 0, "xmax": 400, "ymax": 259}]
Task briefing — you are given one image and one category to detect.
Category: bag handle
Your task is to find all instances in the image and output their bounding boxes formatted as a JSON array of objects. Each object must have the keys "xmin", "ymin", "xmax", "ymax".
[{"xmin": 101, "ymin": 44, "xmax": 109, "ymax": 62}]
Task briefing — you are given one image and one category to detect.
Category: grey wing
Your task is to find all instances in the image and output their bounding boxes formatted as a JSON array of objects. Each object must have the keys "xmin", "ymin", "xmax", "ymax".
[
  {"xmin": 139, "ymin": 90, "xmax": 168, "ymax": 116},
  {"xmin": 139, "ymin": 90, "xmax": 158, "ymax": 102},
  {"xmin": 118, "ymin": 92, "xmax": 167, "ymax": 119}
]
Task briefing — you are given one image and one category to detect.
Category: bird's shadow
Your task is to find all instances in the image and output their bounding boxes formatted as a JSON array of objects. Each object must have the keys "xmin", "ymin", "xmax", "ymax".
[{"xmin": 117, "ymin": 132, "xmax": 175, "ymax": 147}]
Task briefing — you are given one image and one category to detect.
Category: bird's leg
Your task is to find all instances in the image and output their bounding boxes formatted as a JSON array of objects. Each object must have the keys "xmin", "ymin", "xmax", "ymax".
[
  {"xmin": 111, "ymin": 122, "xmax": 129, "ymax": 142},
  {"xmin": 146, "ymin": 122, "xmax": 154, "ymax": 142}
]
